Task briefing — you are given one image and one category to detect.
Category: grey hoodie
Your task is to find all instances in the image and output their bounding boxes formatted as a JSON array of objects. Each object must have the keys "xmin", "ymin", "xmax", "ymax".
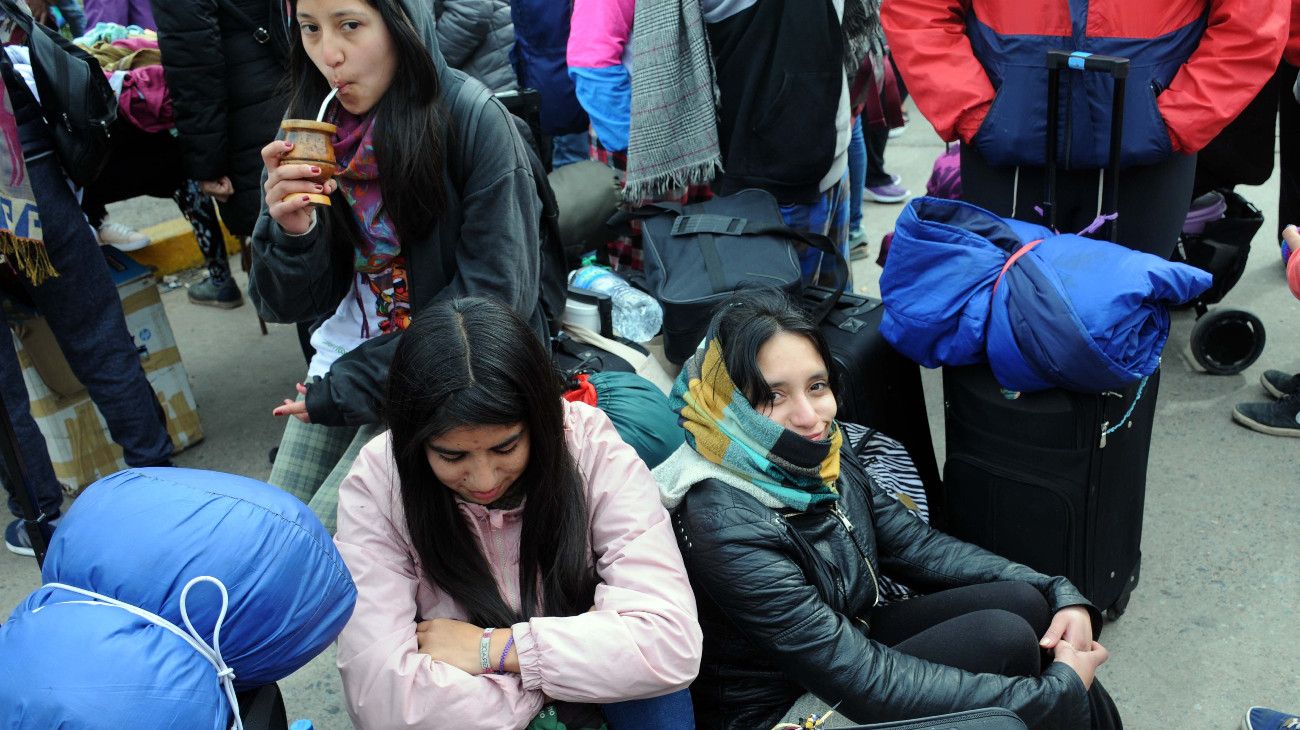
[{"xmin": 248, "ymin": 0, "xmax": 543, "ymax": 427}]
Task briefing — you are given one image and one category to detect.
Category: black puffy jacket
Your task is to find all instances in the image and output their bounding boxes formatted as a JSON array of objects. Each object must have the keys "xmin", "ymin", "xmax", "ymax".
[
  {"xmin": 672, "ymin": 445, "xmax": 1102, "ymax": 730},
  {"xmin": 151, "ymin": 0, "xmax": 288, "ymax": 236}
]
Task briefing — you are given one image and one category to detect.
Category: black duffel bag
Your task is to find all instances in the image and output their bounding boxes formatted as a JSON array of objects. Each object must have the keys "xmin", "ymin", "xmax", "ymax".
[{"xmin": 621, "ymin": 188, "xmax": 846, "ymax": 364}]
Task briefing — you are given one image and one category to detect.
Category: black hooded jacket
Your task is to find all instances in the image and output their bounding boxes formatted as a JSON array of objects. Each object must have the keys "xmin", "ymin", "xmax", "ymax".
[
  {"xmin": 671, "ymin": 444, "xmax": 1102, "ymax": 730},
  {"xmin": 151, "ymin": 0, "xmax": 289, "ymax": 237},
  {"xmin": 247, "ymin": 0, "xmax": 543, "ymax": 427}
]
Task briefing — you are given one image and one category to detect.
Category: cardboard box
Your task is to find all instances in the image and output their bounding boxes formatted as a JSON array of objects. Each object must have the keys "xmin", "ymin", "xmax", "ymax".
[{"xmin": 9, "ymin": 246, "xmax": 203, "ymax": 491}]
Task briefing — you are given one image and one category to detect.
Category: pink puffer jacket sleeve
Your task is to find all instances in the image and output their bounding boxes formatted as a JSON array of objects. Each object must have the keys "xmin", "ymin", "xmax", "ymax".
[
  {"xmin": 334, "ymin": 434, "xmax": 546, "ymax": 730},
  {"xmin": 512, "ymin": 402, "xmax": 702, "ymax": 702}
]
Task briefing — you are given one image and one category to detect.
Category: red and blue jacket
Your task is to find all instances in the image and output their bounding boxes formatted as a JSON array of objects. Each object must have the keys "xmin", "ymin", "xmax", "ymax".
[{"xmin": 884, "ymin": 0, "xmax": 1288, "ymax": 169}]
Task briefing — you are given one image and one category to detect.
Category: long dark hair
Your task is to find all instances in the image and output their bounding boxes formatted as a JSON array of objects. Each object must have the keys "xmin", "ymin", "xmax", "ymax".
[
  {"xmin": 285, "ymin": 0, "xmax": 446, "ymax": 244},
  {"xmin": 384, "ymin": 297, "xmax": 596, "ymax": 627},
  {"xmin": 710, "ymin": 289, "xmax": 839, "ymax": 408}
]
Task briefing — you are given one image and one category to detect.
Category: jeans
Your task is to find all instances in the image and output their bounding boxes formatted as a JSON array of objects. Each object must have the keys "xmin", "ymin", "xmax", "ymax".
[
  {"xmin": 0, "ymin": 105, "xmax": 172, "ymax": 519},
  {"xmin": 603, "ymin": 688, "xmax": 695, "ymax": 729},
  {"xmin": 552, "ymin": 131, "xmax": 592, "ymax": 168},
  {"xmin": 779, "ymin": 173, "xmax": 851, "ymax": 289},
  {"xmin": 55, "ymin": 0, "xmax": 87, "ymax": 37},
  {"xmin": 848, "ymin": 117, "xmax": 866, "ymax": 231}
]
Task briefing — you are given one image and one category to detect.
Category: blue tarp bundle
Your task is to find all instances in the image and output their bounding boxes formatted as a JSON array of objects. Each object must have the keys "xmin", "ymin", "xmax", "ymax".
[
  {"xmin": 880, "ymin": 197, "xmax": 1213, "ymax": 393},
  {"xmin": 0, "ymin": 468, "xmax": 357, "ymax": 729}
]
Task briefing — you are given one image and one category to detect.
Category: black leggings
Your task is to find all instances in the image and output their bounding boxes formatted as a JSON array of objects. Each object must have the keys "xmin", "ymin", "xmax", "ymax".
[
  {"xmin": 870, "ymin": 582, "xmax": 1123, "ymax": 729},
  {"xmin": 870, "ymin": 581, "xmax": 1049, "ymax": 677}
]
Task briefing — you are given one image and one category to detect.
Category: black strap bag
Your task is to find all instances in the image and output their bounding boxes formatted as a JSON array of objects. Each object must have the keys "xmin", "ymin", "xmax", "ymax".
[
  {"xmin": 0, "ymin": 0, "xmax": 117, "ymax": 187},
  {"xmin": 621, "ymin": 188, "xmax": 846, "ymax": 364}
]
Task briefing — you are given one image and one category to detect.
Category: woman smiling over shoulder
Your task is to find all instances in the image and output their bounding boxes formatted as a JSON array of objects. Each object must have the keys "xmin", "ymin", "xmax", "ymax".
[
  {"xmin": 333, "ymin": 297, "xmax": 701, "ymax": 730},
  {"xmin": 655, "ymin": 289, "xmax": 1121, "ymax": 730},
  {"xmin": 250, "ymin": 0, "xmax": 545, "ymax": 532}
]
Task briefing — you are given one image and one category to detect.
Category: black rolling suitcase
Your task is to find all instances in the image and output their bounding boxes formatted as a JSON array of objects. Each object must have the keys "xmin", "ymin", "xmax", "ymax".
[
  {"xmin": 800, "ymin": 286, "xmax": 943, "ymax": 511},
  {"xmin": 941, "ymin": 51, "xmax": 1151, "ymax": 618}
]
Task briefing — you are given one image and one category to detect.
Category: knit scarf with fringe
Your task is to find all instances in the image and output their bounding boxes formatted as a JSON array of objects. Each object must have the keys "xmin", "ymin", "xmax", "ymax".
[
  {"xmin": 624, "ymin": 0, "xmax": 885, "ymax": 205},
  {"xmin": 0, "ymin": 28, "xmax": 51, "ymax": 285}
]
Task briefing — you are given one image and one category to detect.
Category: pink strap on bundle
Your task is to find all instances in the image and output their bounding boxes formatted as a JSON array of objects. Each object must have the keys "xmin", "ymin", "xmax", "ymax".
[{"xmin": 992, "ymin": 239, "xmax": 1043, "ymax": 296}]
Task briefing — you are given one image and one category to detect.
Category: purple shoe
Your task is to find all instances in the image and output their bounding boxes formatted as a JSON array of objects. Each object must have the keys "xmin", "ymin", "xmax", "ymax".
[{"xmin": 865, "ymin": 178, "xmax": 910, "ymax": 204}]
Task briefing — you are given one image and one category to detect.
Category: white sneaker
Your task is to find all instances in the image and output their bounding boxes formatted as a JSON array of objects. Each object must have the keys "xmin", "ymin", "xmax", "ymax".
[{"xmin": 96, "ymin": 220, "xmax": 151, "ymax": 252}]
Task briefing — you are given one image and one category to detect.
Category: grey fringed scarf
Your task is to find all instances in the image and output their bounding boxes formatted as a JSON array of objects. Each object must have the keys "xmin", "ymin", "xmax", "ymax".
[
  {"xmin": 623, "ymin": 0, "xmax": 721, "ymax": 203},
  {"xmin": 624, "ymin": 0, "xmax": 885, "ymax": 204}
]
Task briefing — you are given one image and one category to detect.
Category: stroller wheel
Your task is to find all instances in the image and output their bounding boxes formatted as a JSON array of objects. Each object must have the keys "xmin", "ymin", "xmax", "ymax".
[{"xmin": 1190, "ymin": 309, "xmax": 1266, "ymax": 375}]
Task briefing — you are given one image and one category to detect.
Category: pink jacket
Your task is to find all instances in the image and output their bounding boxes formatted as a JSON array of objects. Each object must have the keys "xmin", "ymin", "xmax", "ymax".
[
  {"xmin": 334, "ymin": 400, "xmax": 702, "ymax": 730},
  {"xmin": 1289, "ymin": 247, "xmax": 1300, "ymax": 299}
]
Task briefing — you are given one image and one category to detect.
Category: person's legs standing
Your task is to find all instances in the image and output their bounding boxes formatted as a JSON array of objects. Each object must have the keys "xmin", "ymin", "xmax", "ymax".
[
  {"xmin": 960, "ymin": 145, "xmax": 1196, "ymax": 258},
  {"xmin": 1278, "ymin": 61, "xmax": 1300, "ymax": 245},
  {"xmin": 780, "ymin": 174, "xmax": 852, "ymax": 290},
  {"xmin": 174, "ymin": 180, "xmax": 242, "ymax": 307},
  {"xmin": 848, "ymin": 117, "xmax": 867, "ymax": 244},
  {"xmin": 0, "ymin": 305, "xmax": 66, "ymax": 546},
  {"xmin": 268, "ymin": 394, "xmax": 364, "ymax": 530},
  {"xmin": 552, "ymin": 131, "xmax": 592, "ymax": 169},
  {"xmin": 19, "ymin": 140, "xmax": 173, "ymax": 474},
  {"xmin": 308, "ymin": 421, "xmax": 382, "ymax": 532}
]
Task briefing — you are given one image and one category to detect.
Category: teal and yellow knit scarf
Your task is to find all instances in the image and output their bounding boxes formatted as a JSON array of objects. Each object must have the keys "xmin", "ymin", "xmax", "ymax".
[{"xmin": 670, "ymin": 330, "xmax": 842, "ymax": 511}]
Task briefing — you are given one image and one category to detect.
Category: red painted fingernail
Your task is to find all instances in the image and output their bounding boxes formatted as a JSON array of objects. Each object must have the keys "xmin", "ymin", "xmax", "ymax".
[
  {"xmin": 314, "ymin": 184, "xmax": 324, "ymax": 192},
  {"xmin": 310, "ymin": 166, "xmax": 321, "ymax": 174},
  {"xmin": 284, "ymin": 142, "xmax": 293, "ymax": 149},
  {"xmin": 302, "ymin": 195, "xmax": 311, "ymax": 202}
]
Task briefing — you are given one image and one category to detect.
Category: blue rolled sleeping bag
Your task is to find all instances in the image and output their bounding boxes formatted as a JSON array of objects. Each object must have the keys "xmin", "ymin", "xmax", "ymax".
[
  {"xmin": 880, "ymin": 197, "xmax": 1212, "ymax": 393},
  {"xmin": 27, "ymin": 467, "xmax": 357, "ymax": 690},
  {"xmin": 0, "ymin": 598, "xmax": 229, "ymax": 729}
]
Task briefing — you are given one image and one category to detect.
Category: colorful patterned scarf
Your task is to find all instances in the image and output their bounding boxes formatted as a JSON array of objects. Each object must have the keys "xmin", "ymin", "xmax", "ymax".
[
  {"xmin": 669, "ymin": 325, "xmax": 842, "ymax": 511},
  {"xmin": 0, "ymin": 30, "xmax": 51, "ymax": 285},
  {"xmin": 332, "ymin": 108, "xmax": 410, "ymax": 333}
]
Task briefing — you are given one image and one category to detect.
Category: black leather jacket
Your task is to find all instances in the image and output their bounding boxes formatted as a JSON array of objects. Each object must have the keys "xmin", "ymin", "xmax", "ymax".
[{"xmin": 672, "ymin": 447, "xmax": 1101, "ymax": 730}]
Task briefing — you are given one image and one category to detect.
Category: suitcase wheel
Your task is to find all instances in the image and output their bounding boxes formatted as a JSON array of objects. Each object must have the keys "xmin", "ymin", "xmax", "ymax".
[
  {"xmin": 1104, "ymin": 591, "xmax": 1130, "ymax": 622},
  {"xmin": 1190, "ymin": 308, "xmax": 1265, "ymax": 376}
]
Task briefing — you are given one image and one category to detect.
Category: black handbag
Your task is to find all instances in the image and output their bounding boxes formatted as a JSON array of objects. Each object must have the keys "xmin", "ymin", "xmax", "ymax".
[
  {"xmin": 617, "ymin": 188, "xmax": 848, "ymax": 364},
  {"xmin": 0, "ymin": 0, "xmax": 117, "ymax": 187}
]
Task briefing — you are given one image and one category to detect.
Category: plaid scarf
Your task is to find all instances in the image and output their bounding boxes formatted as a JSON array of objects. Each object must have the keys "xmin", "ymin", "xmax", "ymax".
[
  {"xmin": 0, "ymin": 26, "xmax": 52, "ymax": 285},
  {"xmin": 623, "ymin": 0, "xmax": 721, "ymax": 204},
  {"xmin": 670, "ymin": 326, "xmax": 842, "ymax": 512}
]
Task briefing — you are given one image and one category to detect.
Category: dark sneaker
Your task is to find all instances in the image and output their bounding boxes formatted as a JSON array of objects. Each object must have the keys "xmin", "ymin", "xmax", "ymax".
[
  {"xmin": 1260, "ymin": 370, "xmax": 1300, "ymax": 399},
  {"xmin": 1243, "ymin": 706, "xmax": 1300, "ymax": 730},
  {"xmin": 187, "ymin": 276, "xmax": 243, "ymax": 309},
  {"xmin": 5, "ymin": 515, "xmax": 58, "ymax": 557},
  {"xmin": 1232, "ymin": 394, "xmax": 1300, "ymax": 437}
]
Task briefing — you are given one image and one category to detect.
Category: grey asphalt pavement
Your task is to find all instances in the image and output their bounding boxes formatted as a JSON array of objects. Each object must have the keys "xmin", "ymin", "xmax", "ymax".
[{"xmin": 2, "ymin": 104, "xmax": 1297, "ymax": 728}]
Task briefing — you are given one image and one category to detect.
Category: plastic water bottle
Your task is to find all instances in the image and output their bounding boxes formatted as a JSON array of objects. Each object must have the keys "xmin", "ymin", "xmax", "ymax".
[{"xmin": 567, "ymin": 266, "xmax": 663, "ymax": 343}]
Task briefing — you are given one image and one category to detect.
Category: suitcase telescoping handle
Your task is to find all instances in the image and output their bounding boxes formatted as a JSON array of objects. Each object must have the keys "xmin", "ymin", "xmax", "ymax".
[{"xmin": 1043, "ymin": 50, "xmax": 1129, "ymax": 241}]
